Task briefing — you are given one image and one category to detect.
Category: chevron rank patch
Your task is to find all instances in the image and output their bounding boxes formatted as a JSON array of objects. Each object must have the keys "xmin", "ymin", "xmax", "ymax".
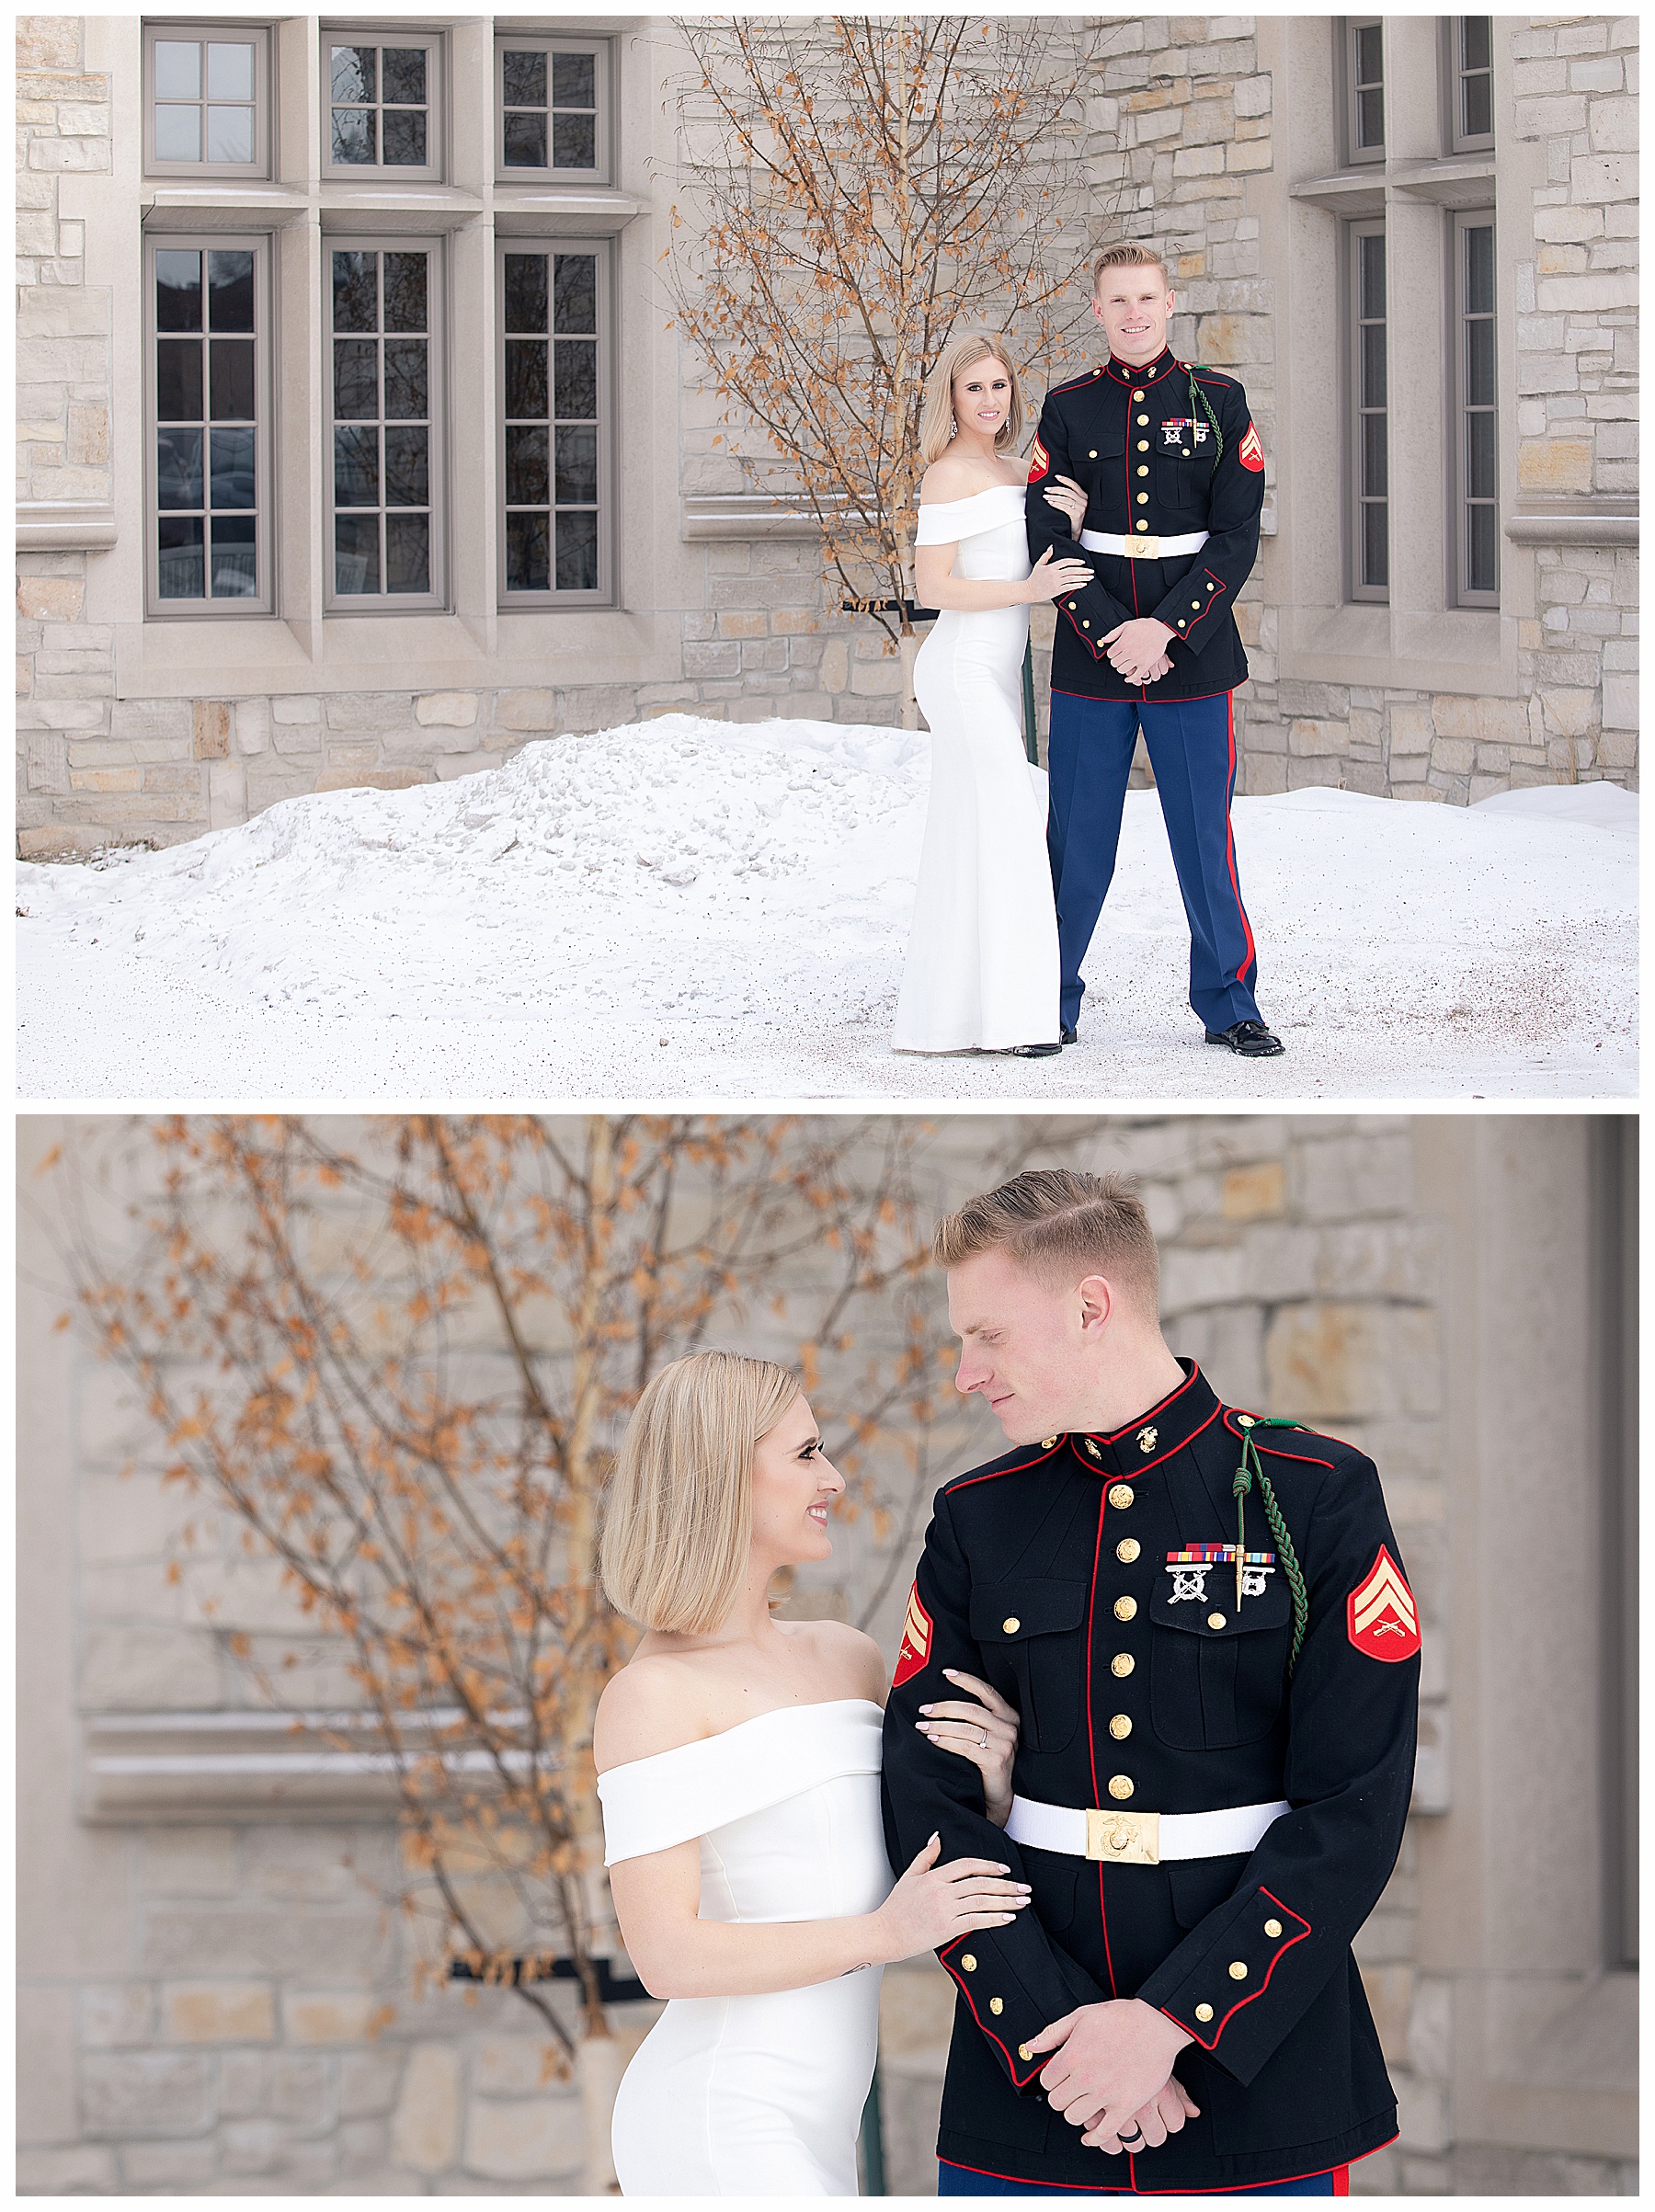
[
  {"xmin": 1347, "ymin": 1545, "xmax": 1420, "ymax": 1661},
  {"xmin": 893, "ymin": 1582, "xmax": 934, "ymax": 1687},
  {"xmin": 1238, "ymin": 421, "xmax": 1265, "ymax": 473},
  {"xmin": 1027, "ymin": 437, "xmax": 1050, "ymax": 484}
]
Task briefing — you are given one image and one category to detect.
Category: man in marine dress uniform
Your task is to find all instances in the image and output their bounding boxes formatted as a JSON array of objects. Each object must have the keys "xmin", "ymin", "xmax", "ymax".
[
  {"xmin": 882, "ymin": 1170, "xmax": 1418, "ymax": 2195},
  {"xmin": 1026, "ymin": 243, "xmax": 1284, "ymax": 1058}
]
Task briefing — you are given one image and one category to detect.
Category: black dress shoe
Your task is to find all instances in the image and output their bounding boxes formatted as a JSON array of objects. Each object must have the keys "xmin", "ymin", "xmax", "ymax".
[
  {"xmin": 1004, "ymin": 1041, "xmax": 1063, "ymax": 1058},
  {"xmin": 1060, "ymin": 1024, "xmax": 1079, "ymax": 1046},
  {"xmin": 1205, "ymin": 1019, "xmax": 1284, "ymax": 1057}
]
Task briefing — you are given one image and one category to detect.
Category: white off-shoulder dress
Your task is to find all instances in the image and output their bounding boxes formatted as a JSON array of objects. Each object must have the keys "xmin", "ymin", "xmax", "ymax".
[
  {"xmin": 894, "ymin": 482, "xmax": 1062, "ymax": 1053},
  {"xmin": 599, "ymin": 1698, "xmax": 893, "ymax": 2196}
]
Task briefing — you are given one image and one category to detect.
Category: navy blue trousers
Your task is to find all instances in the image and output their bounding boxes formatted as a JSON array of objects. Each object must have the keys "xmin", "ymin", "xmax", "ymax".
[
  {"xmin": 939, "ymin": 2157, "xmax": 1344, "ymax": 2195},
  {"xmin": 1045, "ymin": 690, "xmax": 1261, "ymax": 1035}
]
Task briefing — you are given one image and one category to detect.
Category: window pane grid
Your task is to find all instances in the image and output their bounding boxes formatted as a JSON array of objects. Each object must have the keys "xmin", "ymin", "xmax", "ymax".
[
  {"xmin": 330, "ymin": 248, "xmax": 434, "ymax": 599},
  {"xmin": 1457, "ymin": 17, "xmax": 1494, "ymax": 143},
  {"xmin": 1351, "ymin": 18, "xmax": 1385, "ymax": 154},
  {"xmin": 154, "ymin": 245, "xmax": 260, "ymax": 600},
  {"xmin": 502, "ymin": 249, "xmax": 602, "ymax": 597},
  {"xmin": 1352, "ymin": 224, "xmax": 1387, "ymax": 597},
  {"xmin": 499, "ymin": 41, "xmax": 601, "ymax": 175},
  {"xmin": 1457, "ymin": 217, "xmax": 1499, "ymax": 601},
  {"xmin": 150, "ymin": 31, "xmax": 260, "ymax": 169},
  {"xmin": 329, "ymin": 40, "xmax": 432, "ymax": 170}
]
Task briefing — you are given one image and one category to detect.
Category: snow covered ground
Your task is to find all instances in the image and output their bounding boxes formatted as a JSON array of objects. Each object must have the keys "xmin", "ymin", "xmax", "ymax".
[{"xmin": 17, "ymin": 713, "xmax": 1638, "ymax": 1101}]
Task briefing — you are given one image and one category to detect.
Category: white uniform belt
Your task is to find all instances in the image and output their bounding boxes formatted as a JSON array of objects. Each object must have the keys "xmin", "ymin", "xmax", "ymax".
[
  {"xmin": 1006, "ymin": 1793, "xmax": 1288, "ymax": 1866},
  {"xmin": 1079, "ymin": 528, "xmax": 1208, "ymax": 561}
]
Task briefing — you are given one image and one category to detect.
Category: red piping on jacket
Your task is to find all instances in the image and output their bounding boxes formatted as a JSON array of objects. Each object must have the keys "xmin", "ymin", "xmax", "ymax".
[
  {"xmin": 1083, "ymin": 1486, "xmax": 1118, "ymax": 1997},
  {"xmin": 938, "ymin": 1939, "xmax": 1040, "ymax": 2088},
  {"xmin": 1159, "ymin": 1887, "xmax": 1311, "ymax": 2051}
]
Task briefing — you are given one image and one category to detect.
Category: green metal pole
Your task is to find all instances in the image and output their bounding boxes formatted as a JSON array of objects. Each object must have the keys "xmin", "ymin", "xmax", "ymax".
[
  {"xmin": 857, "ymin": 2064, "xmax": 887, "ymax": 2195},
  {"xmin": 1021, "ymin": 636, "xmax": 1039, "ymax": 765}
]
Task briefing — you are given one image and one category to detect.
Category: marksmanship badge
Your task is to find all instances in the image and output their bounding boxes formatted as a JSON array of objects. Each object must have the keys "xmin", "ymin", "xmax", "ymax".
[{"xmin": 1165, "ymin": 1543, "xmax": 1276, "ymax": 1604}]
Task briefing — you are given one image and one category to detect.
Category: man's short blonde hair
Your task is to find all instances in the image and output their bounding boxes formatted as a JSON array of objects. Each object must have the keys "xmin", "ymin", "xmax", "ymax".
[
  {"xmin": 933, "ymin": 1169, "xmax": 1160, "ymax": 1314},
  {"xmin": 1093, "ymin": 241, "xmax": 1170, "ymax": 291},
  {"xmin": 600, "ymin": 1351, "xmax": 801, "ymax": 1636}
]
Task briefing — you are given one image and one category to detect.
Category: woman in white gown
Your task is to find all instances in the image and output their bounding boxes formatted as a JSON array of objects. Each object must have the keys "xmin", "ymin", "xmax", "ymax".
[
  {"xmin": 595, "ymin": 1351, "xmax": 1028, "ymax": 2196},
  {"xmin": 893, "ymin": 336, "xmax": 1096, "ymax": 1057}
]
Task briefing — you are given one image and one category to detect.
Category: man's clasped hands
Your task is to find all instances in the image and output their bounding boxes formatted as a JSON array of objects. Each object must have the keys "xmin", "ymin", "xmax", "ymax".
[
  {"xmin": 1044, "ymin": 472, "xmax": 1177, "ymax": 686},
  {"xmin": 1024, "ymin": 1995, "xmax": 1199, "ymax": 2156}
]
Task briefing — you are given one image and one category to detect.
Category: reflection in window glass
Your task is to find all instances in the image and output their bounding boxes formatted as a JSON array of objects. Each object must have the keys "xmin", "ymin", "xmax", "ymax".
[
  {"xmin": 330, "ymin": 41, "xmax": 430, "ymax": 169},
  {"xmin": 154, "ymin": 246, "xmax": 260, "ymax": 599},
  {"xmin": 1353, "ymin": 224, "xmax": 1387, "ymax": 596},
  {"xmin": 502, "ymin": 249, "xmax": 600, "ymax": 591},
  {"xmin": 152, "ymin": 33, "xmax": 258, "ymax": 168},
  {"xmin": 500, "ymin": 44, "xmax": 599, "ymax": 171},
  {"xmin": 329, "ymin": 248, "xmax": 434, "ymax": 598},
  {"xmin": 1458, "ymin": 217, "xmax": 1499, "ymax": 599}
]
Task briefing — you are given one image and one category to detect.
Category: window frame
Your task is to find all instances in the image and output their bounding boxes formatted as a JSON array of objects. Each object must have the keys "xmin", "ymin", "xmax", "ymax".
[
  {"xmin": 323, "ymin": 233, "xmax": 449, "ymax": 616},
  {"xmin": 1447, "ymin": 15, "xmax": 1496, "ymax": 154},
  {"xmin": 1346, "ymin": 217, "xmax": 1389, "ymax": 605},
  {"xmin": 1450, "ymin": 207, "xmax": 1500, "ymax": 609},
  {"xmin": 320, "ymin": 28, "xmax": 445, "ymax": 185},
  {"xmin": 493, "ymin": 34, "xmax": 613, "ymax": 186},
  {"xmin": 1343, "ymin": 16, "xmax": 1387, "ymax": 165},
  {"xmin": 495, "ymin": 234, "xmax": 614, "ymax": 612},
  {"xmin": 143, "ymin": 21, "xmax": 272, "ymax": 181},
  {"xmin": 143, "ymin": 230, "xmax": 276, "ymax": 620}
]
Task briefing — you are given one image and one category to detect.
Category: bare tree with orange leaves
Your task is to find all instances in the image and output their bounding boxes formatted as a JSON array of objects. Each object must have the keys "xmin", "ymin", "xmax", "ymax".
[
  {"xmin": 57, "ymin": 1113, "xmax": 1003, "ymax": 2182},
  {"xmin": 664, "ymin": 16, "xmax": 1098, "ymax": 707}
]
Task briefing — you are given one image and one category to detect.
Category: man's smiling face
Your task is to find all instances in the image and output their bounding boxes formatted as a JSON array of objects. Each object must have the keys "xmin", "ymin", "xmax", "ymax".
[
  {"xmin": 947, "ymin": 1248, "xmax": 1097, "ymax": 1446},
  {"xmin": 1093, "ymin": 267, "xmax": 1175, "ymax": 365}
]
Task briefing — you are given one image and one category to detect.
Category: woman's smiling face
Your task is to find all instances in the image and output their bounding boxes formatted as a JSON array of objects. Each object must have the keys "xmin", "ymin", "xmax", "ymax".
[{"xmin": 748, "ymin": 1394, "xmax": 844, "ymax": 1568}]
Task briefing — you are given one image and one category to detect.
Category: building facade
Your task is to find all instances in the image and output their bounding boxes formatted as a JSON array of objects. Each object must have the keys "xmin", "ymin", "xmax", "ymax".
[
  {"xmin": 17, "ymin": 1113, "xmax": 1638, "ymax": 2194},
  {"xmin": 15, "ymin": 15, "xmax": 1640, "ymax": 854}
]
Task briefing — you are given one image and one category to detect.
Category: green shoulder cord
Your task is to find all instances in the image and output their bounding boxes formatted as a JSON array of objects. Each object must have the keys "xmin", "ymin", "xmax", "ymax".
[
  {"xmin": 1188, "ymin": 365, "xmax": 1225, "ymax": 472},
  {"xmin": 1232, "ymin": 1416, "xmax": 1308, "ymax": 1671}
]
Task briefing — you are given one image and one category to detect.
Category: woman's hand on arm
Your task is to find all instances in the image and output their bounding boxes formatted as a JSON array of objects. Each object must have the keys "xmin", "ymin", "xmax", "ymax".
[
  {"xmin": 610, "ymin": 1836, "xmax": 1032, "ymax": 2000},
  {"xmin": 914, "ymin": 1669, "xmax": 1022, "ymax": 1827}
]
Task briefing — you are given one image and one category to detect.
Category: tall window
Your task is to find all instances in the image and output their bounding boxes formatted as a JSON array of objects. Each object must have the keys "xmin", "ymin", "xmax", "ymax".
[
  {"xmin": 1453, "ymin": 213, "xmax": 1499, "ymax": 605},
  {"xmin": 1349, "ymin": 222, "xmax": 1387, "ymax": 599},
  {"xmin": 326, "ymin": 245, "xmax": 444, "ymax": 609},
  {"xmin": 496, "ymin": 37, "xmax": 611, "ymax": 181},
  {"xmin": 324, "ymin": 33, "xmax": 442, "ymax": 180},
  {"xmin": 143, "ymin": 23, "xmax": 269, "ymax": 177},
  {"xmin": 1451, "ymin": 17, "xmax": 1495, "ymax": 152},
  {"xmin": 498, "ymin": 244, "xmax": 609, "ymax": 602},
  {"xmin": 146, "ymin": 237, "xmax": 271, "ymax": 614},
  {"xmin": 1346, "ymin": 18, "xmax": 1386, "ymax": 162}
]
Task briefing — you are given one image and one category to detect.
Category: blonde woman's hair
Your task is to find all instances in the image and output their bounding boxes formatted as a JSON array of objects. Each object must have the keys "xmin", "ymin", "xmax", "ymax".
[
  {"xmin": 933, "ymin": 1169, "xmax": 1161, "ymax": 1316},
  {"xmin": 600, "ymin": 1351, "xmax": 802, "ymax": 1636},
  {"xmin": 1093, "ymin": 240, "xmax": 1170, "ymax": 291},
  {"xmin": 919, "ymin": 333, "xmax": 1026, "ymax": 465}
]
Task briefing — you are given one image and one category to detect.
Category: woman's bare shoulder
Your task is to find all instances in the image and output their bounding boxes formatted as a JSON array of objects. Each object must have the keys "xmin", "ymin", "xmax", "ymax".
[
  {"xmin": 779, "ymin": 1616, "xmax": 888, "ymax": 1706},
  {"xmin": 919, "ymin": 453, "xmax": 986, "ymax": 505},
  {"xmin": 594, "ymin": 1652, "xmax": 715, "ymax": 1773}
]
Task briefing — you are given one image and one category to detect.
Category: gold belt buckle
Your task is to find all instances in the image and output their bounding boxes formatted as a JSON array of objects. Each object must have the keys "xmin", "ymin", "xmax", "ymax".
[
  {"xmin": 1124, "ymin": 534, "xmax": 1159, "ymax": 560},
  {"xmin": 1085, "ymin": 1807, "xmax": 1161, "ymax": 1864}
]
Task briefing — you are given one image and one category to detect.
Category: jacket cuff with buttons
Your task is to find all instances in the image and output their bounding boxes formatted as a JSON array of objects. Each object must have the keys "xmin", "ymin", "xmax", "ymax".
[{"xmin": 1136, "ymin": 1884, "xmax": 1314, "ymax": 2086}]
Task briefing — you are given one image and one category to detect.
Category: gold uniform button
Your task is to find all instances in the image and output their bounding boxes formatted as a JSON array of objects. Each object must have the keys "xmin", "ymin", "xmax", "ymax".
[
  {"xmin": 1132, "ymin": 389, "xmax": 1145, "ymax": 400},
  {"xmin": 1207, "ymin": 581, "xmax": 1216, "ymax": 590},
  {"xmin": 1136, "ymin": 520, "xmax": 1148, "ymax": 531},
  {"xmin": 1109, "ymin": 1713, "xmax": 1132, "ymax": 1739},
  {"xmin": 1136, "ymin": 413, "xmax": 1148, "ymax": 425},
  {"xmin": 1116, "ymin": 1538, "xmax": 1140, "ymax": 1564},
  {"xmin": 1136, "ymin": 465, "xmax": 1149, "ymax": 476},
  {"xmin": 1109, "ymin": 1484, "xmax": 1135, "ymax": 1509},
  {"xmin": 1264, "ymin": 1920, "xmax": 1283, "ymax": 1938},
  {"xmin": 1228, "ymin": 1961, "xmax": 1248, "ymax": 1980},
  {"xmin": 1192, "ymin": 600, "xmax": 1201, "ymax": 609},
  {"xmin": 1111, "ymin": 1652, "xmax": 1135, "ymax": 1678},
  {"xmin": 1195, "ymin": 2003, "xmax": 1215, "ymax": 2023},
  {"xmin": 1089, "ymin": 448, "xmax": 1097, "ymax": 458},
  {"xmin": 1177, "ymin": 619, "xmax": 1187, "ymax": 628},
  {"xmin": 1108, "ymin": 1774, "xmax": 1134, "ymax": 1800},
  {"xmin": 1136, "ymin": 492, "xmax": 1149, "ymax": 504},
  {"xmin": 1114, "ymin": 1596, "xmax": 1137, "ymax": 1622},
  {"xmin": 961, "ymin": 1954, "xmax": 977, "ymax": 1971},
  {"xmin": 1019, "ymin": 2042, "xmax": 1034, "ymax": 2062},
  {"xmin": 1137, "ymin": 440, "xmax": 1148, "ymax": 452},
  {"xmin": 1002, "ymin": 1616, "xmax": 1021, "ymax": 1635},
  {"xmin": 989, "ymin": 1996, "xmax": 1004, "ymax": 2015},
  {"xmin": 1207, "ymin": 1611, "xmax": 1227, "ymax": 1628},
  {"xmin": 1083, "ymin": 620, "xmax": 1091, "ymax": 628}
]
